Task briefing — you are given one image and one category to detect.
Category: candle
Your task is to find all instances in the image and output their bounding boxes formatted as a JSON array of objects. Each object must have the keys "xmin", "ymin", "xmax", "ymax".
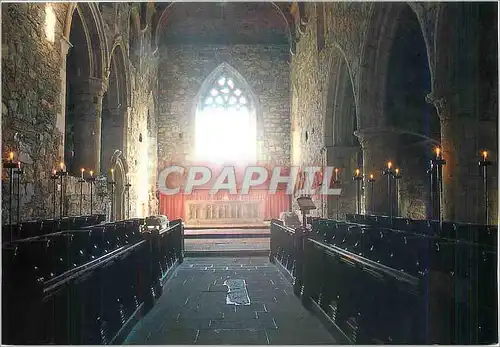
[
  {"xmin": 53, "ymin": 169, "xmax": 57, "ymax": 176},
  {"xmin": 17, "ymin": 161, "xmax": 21, "ymax": 169},
  {"xmin": 435, "ymin": 147, "xmax": 441, "ymax": 159},
  {"xmin": 395, "ymin": 168, "xmax": 400, "ymax": 175},
  {"xmin": 111, "ymin": 168, "xmax": 114, "ymax": 181},
  {"xmin": 369, "ymin": 173, "xmax": 374, "ymax": 180},
  {"xmin": 59, "ymin": 162, "xmax": 65, "ymax": 171},
  {"xmin": 90, "ymin": 170, "xmax": 94, "ymax": 178},
  {"xmin": 355, "ymin": 168, "xmax": 360, "ymax": 177},
  {"xmin": 9, "ymin": 152, "xmax": 14, "ymax": 161},
  {"xmin": 334, "ymin": 168, "xmax": 339, "ymax": 181},
  {"xmin": 81, "ymin": 168, "xmax": 85, "ymax": 179},
  {"xmin": 387, "ymin": 161, "xmax": 392, "ymax": 170},
  {"xmin": 482, "ymin": 150, "xmax": 488, "ymax": 161}
]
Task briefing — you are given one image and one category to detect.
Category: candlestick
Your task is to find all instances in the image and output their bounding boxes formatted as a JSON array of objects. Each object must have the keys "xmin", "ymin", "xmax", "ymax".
[
  {"xmin": 353, "ymin": 168, "xmax": 363, "ymax": 215},
  {"xmin": 381, "ymin": 161, "xmax": 395, "ymax": 218},
  {"xmin": 333, "ymin": 171, "xmax": 341, "ymax": 220},
  {"xmin": 125, "ymin": 182, "xmax": 132, "ymax": 219},
  {"xmin": 478, "ymin": 150, "xmax": 492, "ymax": 224},
  {"xmin": 15, "ymin": 164, "xmax": 23, "ymax": 223},
  {"xmin": 3, "ymin": 153, "xmax": 18, "ymax": 242},
  {"xmin": 56, "ymin": 164, "xmax": 68, "ymax": 219},
  {"xmin": 87, "ymin": 171, "xmax": 96, "ymax": 216},
  {"xmin": 50, "ymin": 169, "xmax": 58, "ymax": 218},
  {"xmin": 429, "ymin": 148, "xmax": 446, "ymax": 221},
  {"xmin": 367, "ymin": 173, "xmax": 375, "ymax": 214},
  {"xmin": 108, "ymin": 174, "xmax": 116, "ymax": 222},
  {"xmin": 393, "ymin": 169, "xmax": 402, "ymax": 217}
]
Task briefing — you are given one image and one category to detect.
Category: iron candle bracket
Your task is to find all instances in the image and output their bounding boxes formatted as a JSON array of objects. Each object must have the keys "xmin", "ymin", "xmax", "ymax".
[{"xmin": 478, "ymin": 159, "xmax": 492, "ymax": 168}]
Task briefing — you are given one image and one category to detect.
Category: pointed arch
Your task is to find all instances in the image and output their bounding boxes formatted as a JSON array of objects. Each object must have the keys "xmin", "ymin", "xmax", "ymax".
[
  {"xmin": 63, "ymin": 3, "xmax": 108, "ymax": 79},
  {"xmin": 324, "ymin": 48, "xmax": 358, "ymax": 148},
  {"xmin": 192, "ymin": 63, "xmax": 260, "ymax": 164}
]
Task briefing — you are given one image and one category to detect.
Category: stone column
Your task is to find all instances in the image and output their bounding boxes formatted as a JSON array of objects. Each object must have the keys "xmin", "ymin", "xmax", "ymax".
[
  {"xmin": 428, "ymin": 96, "xmax": 497, "ymax": 223},
  {"xmin": 355, "ymin": 129, "xmax": 398, "ymax": 216},
  {"xmin": 100, "ymin": 106, "xmax": 126, "ymax": 173},
  {"xmin": 325, "ymin": 145, "xmax": 359, "ymax": 219},
  {"xmin": 58, "ymin": 37, "xmax": 73, "ymax": 160},
  {"xmin": 71, "ymin": 77, "xmax": 105, "ymax": 174}
]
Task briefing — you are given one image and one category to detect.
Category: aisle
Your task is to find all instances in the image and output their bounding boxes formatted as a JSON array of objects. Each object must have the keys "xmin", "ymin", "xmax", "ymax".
[{"xmin": 124, "ymin": 257, "xmax": 336, "ymax": 345}]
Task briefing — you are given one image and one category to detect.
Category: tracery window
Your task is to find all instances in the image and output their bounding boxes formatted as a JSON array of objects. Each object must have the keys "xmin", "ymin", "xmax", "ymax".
[{"xmin": 195, "ymin": 68, "xmax": 256, "ymax": 164}]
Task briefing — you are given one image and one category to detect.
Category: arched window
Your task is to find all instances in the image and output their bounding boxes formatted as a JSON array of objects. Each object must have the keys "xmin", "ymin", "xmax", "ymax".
[{"xmin": 195, "ymin": 64, "xmax": 257, "ymax": 164}]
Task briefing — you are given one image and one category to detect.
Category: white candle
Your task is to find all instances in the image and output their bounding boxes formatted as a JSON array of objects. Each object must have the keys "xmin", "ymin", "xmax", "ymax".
[
  {"xmin": 111, "ymin": 168, "xmax": 114, "ymax": 181},
  {"xmin": 81, "ymin": 168, "xmax": 85, "ymax": 179}
]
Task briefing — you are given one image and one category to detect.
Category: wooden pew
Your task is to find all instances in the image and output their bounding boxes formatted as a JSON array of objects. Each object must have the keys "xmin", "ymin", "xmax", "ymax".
[
  {"xmin": 2, "ymin": 217, "xmax": 184, "ymax": 344},
  {"xmin": 269, "ymin": 219, "xmax": 498, "ymax": 344},
  {"xmin": 2, "ymin": 214, "xmax": 106, "ymax": 243}
]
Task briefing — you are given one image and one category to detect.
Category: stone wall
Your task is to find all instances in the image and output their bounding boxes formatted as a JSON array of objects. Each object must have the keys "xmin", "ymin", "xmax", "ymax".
[
  {"xmin": 290, "ymin": 2, "xmax": 498, "ymax": 222},
  {"xmin": 2, "ymin": 3, "xmax": 159, "ymax": 223},
  {"xmin": 157, "ymin": 44, "xmax": 291, "ymax": 168}
]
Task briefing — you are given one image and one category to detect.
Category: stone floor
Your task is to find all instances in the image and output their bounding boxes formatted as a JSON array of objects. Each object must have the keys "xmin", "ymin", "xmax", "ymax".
[
  {"xmin": 184, "ymin": 238, "xmax": 270, "ymax": 252},
  {"xmin": 124, "ymin": 257, "xmax": 336, "ymax": 345}
]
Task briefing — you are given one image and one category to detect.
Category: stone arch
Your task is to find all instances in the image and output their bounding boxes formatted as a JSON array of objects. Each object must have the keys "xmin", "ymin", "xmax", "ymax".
[
  {"xmin": 63, "ymin": 3, "xmax": 108, "ymax": 79},
  {"xmin": 129, "ymin": 8, "xmax": 141, "ymax": 69},
  {"xmin": 358, "ymin": 3, "xmax": 429, "ymax": 129},
  {"xmin": 110, "ymin": 150, "xmax": 129, "ymax": 221},
  {"xmin": 140, "ymin": 3, "xmax": 149, "ymax": 31},
  {"xmin": 101, "ymin": 44, "xmax": 128, "ymax": 177},
  {"xmin": 155, "ymin": 2, "xmax": 294, "ymax": 54},
  {"xmin": 191, "ymin": 62, "xmax": 261, "ymax": 163},
  {"xmin": 324, "ymin": 48, "xmax": 358, "ymax": 148},
  {"xmin": 382, "ymin": 5, "xmax": 438, "ymax": 219},
  {"xmin": 63, "ymin": 3, "xmax": 108, "ymax": 175},
  {"xmin": 151, "ymin": 10, "xmax": 159, "ymax": 53},
  {"xmin": 324, "ymin": 49, "xmax": 360, "ymax": 219}
]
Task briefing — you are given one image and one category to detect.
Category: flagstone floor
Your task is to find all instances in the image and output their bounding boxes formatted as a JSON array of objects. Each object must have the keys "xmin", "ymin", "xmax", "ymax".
[{"xmin": 124, "ymin": 257, "xmax": 336, "ymax": 345}]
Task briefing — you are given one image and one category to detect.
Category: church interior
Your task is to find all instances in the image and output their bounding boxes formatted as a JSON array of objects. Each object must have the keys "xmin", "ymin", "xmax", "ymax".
[{"xmin": 2, "ymin": 2, "xmax": 498, "ymax": 345}]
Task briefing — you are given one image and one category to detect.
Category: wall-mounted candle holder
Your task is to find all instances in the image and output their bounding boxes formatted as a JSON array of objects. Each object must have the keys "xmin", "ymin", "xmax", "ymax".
[
  {"xmin": 352, "ymin": 168, "xmax": 363, "ymax": 215},
  {"xmin": 478, "ymin": 150, "xmax": 492, "ymax": 224}
]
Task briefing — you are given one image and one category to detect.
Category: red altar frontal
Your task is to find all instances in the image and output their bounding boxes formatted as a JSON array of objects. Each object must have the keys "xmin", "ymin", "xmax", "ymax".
[{"xmin": 158, "ymin": 163, "xmax": 292, "ymax": 226}]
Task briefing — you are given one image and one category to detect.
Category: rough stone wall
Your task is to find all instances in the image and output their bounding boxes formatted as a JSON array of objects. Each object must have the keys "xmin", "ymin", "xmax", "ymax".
[
  {"xmin": 157, "ymin": 44, "xmax": 290, "ymax": 168},
  {"xmin": 2, "ymin": 3, "xmax": 159, "ymax": 223},
  {"xmin": 290, "ymin": 2, "xmax": 498, "ymax": 222}
]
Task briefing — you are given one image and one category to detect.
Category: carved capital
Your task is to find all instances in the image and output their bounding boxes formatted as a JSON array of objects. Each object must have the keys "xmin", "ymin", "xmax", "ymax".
[{"xmin": 426, "ymin": 92, "xmax": 448, "ymax": 119}]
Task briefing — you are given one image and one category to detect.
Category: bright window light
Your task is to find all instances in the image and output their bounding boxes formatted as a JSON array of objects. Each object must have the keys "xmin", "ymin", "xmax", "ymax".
[
  {"xmin": 45, "ymin": 4, "xmax": 56, "ymax": 43},
  {"xmin": 195, "ymin": 75, "xmax": 256, "ymax": 164}
]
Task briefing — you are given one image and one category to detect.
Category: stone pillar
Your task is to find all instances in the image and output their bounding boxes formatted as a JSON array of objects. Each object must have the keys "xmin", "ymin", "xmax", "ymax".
[
  {"xmin": 325, "ymin": 145, "xmax": 359, "ymax": 219},
  {"xmin": 100, "ymin": 106, "xmax": 126, "ymax": 173},
  {"xmin": 355, "ymin": 129, "xmax": 398, "ymax": 216},
  {"xmin": 71, "ymin": 77, "xmax": 105, "ymax": 174},
  {"xmin": 58, "ymin": 37, "xmax": 73, "ymax": 160},
  {"xmin": 429, "ymin": 96, "xmax": 498, "ymax": 223}
]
